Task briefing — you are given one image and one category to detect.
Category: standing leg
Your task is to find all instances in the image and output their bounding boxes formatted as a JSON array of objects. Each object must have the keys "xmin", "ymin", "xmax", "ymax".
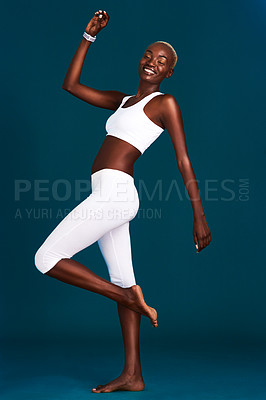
[
  {"xmin": 92, "ymin": 222, "xmax": 145, "ymax": 393},
  {"xmin": 92, "ymin": 305, "xmax": 144, "ymax": 393}
]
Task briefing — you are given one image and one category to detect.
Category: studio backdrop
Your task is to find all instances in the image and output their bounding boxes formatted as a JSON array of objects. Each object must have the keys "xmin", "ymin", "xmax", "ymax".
[{"xmin": 2, "ymin": 0, "xmax": 265, "ymax": 345}]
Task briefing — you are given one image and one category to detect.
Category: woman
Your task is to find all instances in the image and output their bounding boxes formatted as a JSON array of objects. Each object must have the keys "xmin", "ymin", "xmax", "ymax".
[{"xmin": 34, "ymin": 9, "xmax": 211, "ymax": 393}]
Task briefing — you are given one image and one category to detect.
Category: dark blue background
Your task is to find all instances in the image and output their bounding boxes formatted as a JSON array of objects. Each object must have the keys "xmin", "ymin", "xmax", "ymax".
[{"xmin": 2, "ymin": 0, "xmax": 266, "ymax": 398}]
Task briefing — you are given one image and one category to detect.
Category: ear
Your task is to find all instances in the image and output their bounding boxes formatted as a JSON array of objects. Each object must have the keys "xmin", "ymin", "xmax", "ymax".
[{"xmin": 166, "ymin": 68, "xmax": 174, "ymax": 79}]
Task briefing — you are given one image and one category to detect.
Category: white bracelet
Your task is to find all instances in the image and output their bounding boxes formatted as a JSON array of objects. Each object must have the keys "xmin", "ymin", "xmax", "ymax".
[{"xmin": 83, "ymin": 31, "xmax": 96, "ymax": 42}]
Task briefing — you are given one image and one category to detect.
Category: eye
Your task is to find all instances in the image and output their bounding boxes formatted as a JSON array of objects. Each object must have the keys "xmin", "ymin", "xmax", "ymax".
[{"xmin": 158, "ymin": 61, "xmax": 164, "ymax": 65}]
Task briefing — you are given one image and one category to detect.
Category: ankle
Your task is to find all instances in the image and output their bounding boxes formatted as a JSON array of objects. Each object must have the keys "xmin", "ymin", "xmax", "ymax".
[
  {"xmin": 123, "ymin": 287, "xmax": 135, "ymax": 307},
  {"xmin": 122, "ymin": 368, "xmax": 143, "ymax": 379}
]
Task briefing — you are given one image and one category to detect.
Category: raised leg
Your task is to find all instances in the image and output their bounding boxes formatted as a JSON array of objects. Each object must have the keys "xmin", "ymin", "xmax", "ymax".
[
  {"xmin": 40, "ymin": 259, "xmax": 157, "ymax": 326},
  {"xmin": 34, "ymin": 195, "xmax": 157, "ymax": 325}
]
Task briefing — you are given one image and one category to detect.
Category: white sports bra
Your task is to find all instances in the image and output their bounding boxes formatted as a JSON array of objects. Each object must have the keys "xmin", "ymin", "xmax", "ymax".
[{"xmin": 105, "ymin": 91, "xmax": 165, "ymax": 154}]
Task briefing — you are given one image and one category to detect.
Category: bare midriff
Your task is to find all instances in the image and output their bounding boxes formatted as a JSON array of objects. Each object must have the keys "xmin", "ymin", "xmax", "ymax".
[{"xmin": 91, "ymin": 135, "xmax": 142, "ymax": 178}]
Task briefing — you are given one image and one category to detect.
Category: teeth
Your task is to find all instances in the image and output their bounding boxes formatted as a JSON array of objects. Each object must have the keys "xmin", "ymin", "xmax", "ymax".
[{"xmin": 144, "ymin": 67, "xmax": 155, "ymax": 75}]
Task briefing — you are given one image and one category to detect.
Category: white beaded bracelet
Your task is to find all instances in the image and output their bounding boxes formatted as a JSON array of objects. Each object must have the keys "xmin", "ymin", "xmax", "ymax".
[{"xmin": 83, "ymin": 31, "xmax": 97, "ymax": 42}]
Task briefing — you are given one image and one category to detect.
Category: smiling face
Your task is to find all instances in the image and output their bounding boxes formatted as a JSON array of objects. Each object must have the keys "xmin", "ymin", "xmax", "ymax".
[{"xmin": 138, "ymin": 43, "xmax": 174, "ymax": 83}]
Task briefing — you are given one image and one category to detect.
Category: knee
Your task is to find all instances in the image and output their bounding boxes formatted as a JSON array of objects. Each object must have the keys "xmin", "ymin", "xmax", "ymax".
[
  {"xmin": 34, "ymin": 244, "xmax": 67, "ymax": 274},
  {"xmin": 34, "ymin": 245, "xmax": 47, "ymax": 274},
  {"xmin": 34, "ymin": 244, "xmax": 58, "ymax": 274}
]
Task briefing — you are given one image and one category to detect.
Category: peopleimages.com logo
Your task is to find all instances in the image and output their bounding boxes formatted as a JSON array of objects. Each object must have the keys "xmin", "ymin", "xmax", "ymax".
[{"xmin": 13, "ymin": 177, "xmax": 249, "ymax": 220}]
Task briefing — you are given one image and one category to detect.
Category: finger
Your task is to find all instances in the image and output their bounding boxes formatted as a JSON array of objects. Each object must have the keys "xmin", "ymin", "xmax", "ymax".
[
  {"xmin": 201, "ymin": 237, "xmax": 209, "ymax": 251},
  {"xmin": 97, "ymin": 10, "xmax": 107, "ymax": 24},
  {"xmin": 193, "ymin": 235, "xmax": 199, "ymax": 251},
  {"xmin": 199, "ymin": 234, "xmax": 211, "ymax": 252},
  {"xmin": 95, "ymin": 10, "xmax": 103, "ymax": 17},
  {"xmin": 101, "ymin": 10, "xmax": 110, "ymax": 21},
  {"xmin": 94, "ymin": 11, "xmax": 101, "ymax": 20},
  {"xmin": 98, "ymin": 10, "xmax": 104, "ymax": 19},
  {"xmin": 100, "ymin": 11, "xmax": 109, "ymax": 23},
  {"xmin": 197, "ymin": 246, "xmax": 203, "ymax": 253},
  {"xmin": 96, "ymin": 14, "xmax": 103, "ymax": 25},
  {"xmin": 96, "ymin": 10, "xmax": 103, "ymax": 18},
  {"xmin": 197, "ymin": 238, "xmax": 204, "ymax": 253}
]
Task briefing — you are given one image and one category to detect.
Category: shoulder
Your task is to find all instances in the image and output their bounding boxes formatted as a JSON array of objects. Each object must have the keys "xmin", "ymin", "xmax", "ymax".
[
  {"xmin": 161, "ymin": 93, "xmax": 180, "ymax": 108},
  {"xmin": 159, "ymin": 93, "xmax": 182, "ymax": 118},
  {"xmin": 159, "ymin": 94, "xmax": 183, "ymax": 130}
]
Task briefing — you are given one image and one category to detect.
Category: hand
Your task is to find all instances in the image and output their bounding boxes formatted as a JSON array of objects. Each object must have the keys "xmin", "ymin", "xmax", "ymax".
[
  {"xmin": 85, "ymin": 10, "xmax": 110, "ymax": 37},
  {"xmin": 193, "ymin": 214, "xmax": 211, "ymax": 253}
]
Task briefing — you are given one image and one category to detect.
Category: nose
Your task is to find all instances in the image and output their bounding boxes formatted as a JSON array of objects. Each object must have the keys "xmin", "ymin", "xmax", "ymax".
[{"xmin": 147, "ymin": 59, "xmax": 156, "ymax": 66}]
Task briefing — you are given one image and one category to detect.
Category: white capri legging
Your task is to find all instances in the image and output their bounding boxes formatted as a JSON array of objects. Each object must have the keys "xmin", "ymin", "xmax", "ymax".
[{"xmin": 34, "ymin": 168, "xmax": 140, "ymax": 288}]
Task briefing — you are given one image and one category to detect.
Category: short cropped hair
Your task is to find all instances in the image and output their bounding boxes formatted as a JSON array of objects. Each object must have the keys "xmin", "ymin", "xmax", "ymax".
[{"xmin": 151, "ymin": 41, "xmax": 178, "ymax": 69}]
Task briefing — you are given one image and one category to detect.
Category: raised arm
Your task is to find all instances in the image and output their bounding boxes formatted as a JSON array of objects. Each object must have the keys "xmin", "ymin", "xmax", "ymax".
[
  {"xmin": 161, "ymin": 94, "xmax": 211, "ymax": 253},
  {"xmin": 62, "ymin": 10, "xmax": 126, "ymax": 110}
]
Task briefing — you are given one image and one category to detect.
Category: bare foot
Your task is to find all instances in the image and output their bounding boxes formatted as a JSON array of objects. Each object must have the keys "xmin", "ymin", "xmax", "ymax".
[
  {"xmin": 124, "ymin": 285, "xmax": 158, "ymax": 327},
  {"xmin": 92, "ymin": 373, "xmax": 145, "ymax": 393}
]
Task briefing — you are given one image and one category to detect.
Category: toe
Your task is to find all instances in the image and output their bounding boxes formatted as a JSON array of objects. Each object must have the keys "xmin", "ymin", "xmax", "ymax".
[
  {"xmin": 92, "ymin": 385, "xmax": 104, "ymax": 393},
  {"xmin": 92, "ymin": 388, "xmax": 101, "ymax": 393}
]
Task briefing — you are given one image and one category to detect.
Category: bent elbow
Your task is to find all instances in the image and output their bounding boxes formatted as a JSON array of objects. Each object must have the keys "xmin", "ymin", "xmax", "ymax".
[
  {"xmin": 62, "ymin": 85, "xmax": 72, "ymax": 92},
  {"xmin": 62, "ymin": 81, "xmax": 78, "ymax": 92}
]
